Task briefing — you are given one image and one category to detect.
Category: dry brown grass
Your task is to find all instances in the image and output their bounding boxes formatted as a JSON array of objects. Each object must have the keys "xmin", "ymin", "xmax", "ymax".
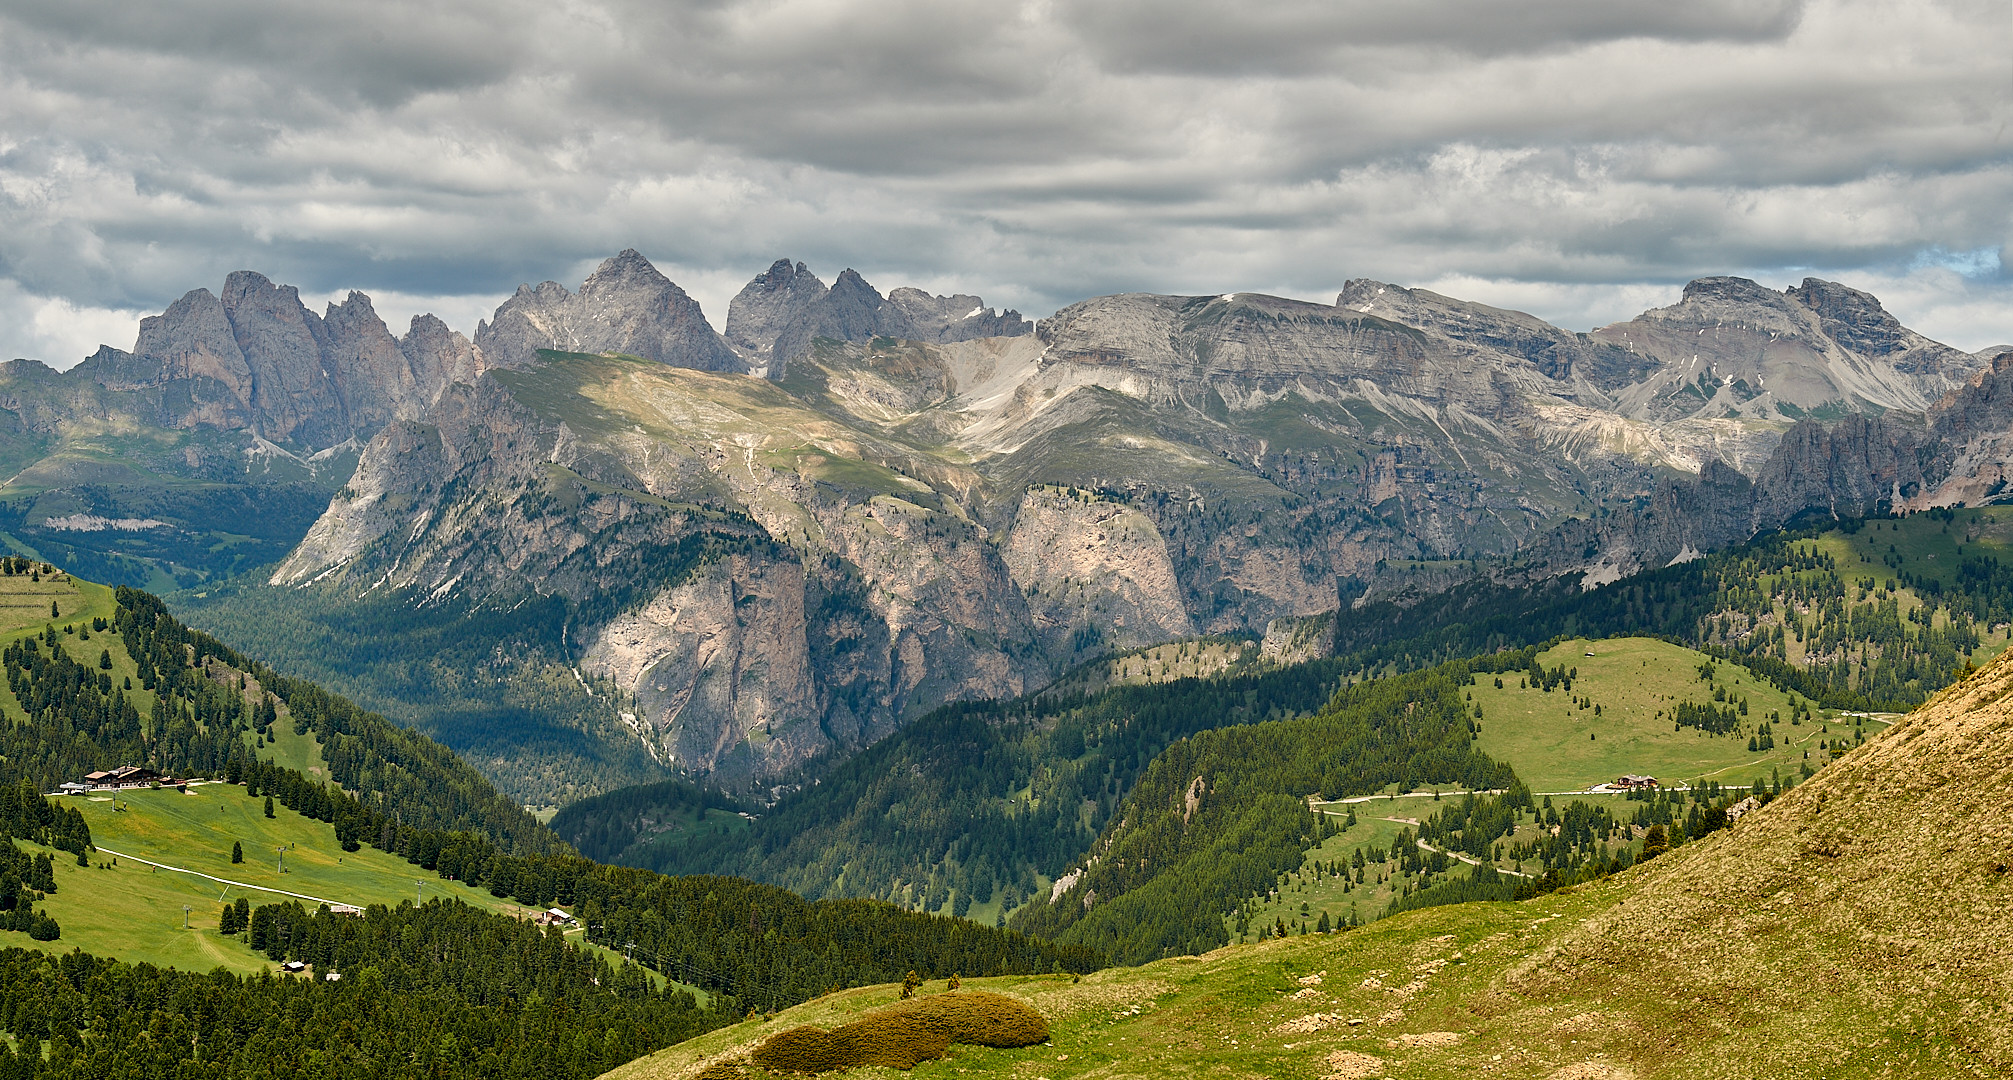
[
  {"xmin": 747, "ymin": 990, "xmax": 1049, "ymax": 1073},
  {"xmin": 1509, "ymin": 644, "xmax": 2013, "ymax": 1072}
]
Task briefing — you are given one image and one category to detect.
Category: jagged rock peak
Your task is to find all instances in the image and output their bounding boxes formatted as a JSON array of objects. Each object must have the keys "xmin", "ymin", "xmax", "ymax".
[
  {"xmin": 742, "ymin": 261, "xmax": 1032, "ymax": 372},
  {"xmin": 472, "ymin": 250, "xmax": 743, "ymax": 374},
  {"xmin": 726, "ymin": 258, "xmax": 829, "ymax": 359},
  {"xmin": 322, "ymin": 290, "xmax": 387, "ymax": 335},
  {"xmin": 64, "ymin": 271, "xmax": 485, "ymax": 446},
  {"xmin": 1786, "ymin": 277, "xmax": 1911, "ymax": 359},
  {"xmin": 583, "ymin": 248, "xmax": 676, "ymax": 293},
  {"xmin": 883, "ymin": 286, "xmax": 1031, "ymax": 342}
]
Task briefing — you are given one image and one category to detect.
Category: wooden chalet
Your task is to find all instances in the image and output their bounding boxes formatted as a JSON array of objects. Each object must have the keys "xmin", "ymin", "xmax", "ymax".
[{"xmin": 79, "ymin": 765, "xmax": 168, "ymax": 791}]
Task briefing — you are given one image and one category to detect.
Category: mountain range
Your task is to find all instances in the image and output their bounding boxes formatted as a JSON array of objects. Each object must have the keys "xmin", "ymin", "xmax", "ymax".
[{"xmin": 5, "ymin": 251, "xmax": 2009, "ymax": 799}]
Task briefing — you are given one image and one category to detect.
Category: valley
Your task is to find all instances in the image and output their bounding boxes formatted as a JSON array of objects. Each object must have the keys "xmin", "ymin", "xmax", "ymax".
[
  {"xmin": 0, "ymin": 517, "xmax": 1996, "ymax": 1077},
  {"xmin": 0, "ymin": 253, "xmax": 2003, "ymax": 1079},
  {"xmin": 56, "ymin": 253, "xmax": 1986, "ymax": 804}
]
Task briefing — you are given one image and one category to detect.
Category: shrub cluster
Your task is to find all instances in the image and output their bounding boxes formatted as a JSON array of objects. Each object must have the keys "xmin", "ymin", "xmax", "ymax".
[{"xmin": 749, "ymin": 990, "xmax": 1048, "ymax": 1073}]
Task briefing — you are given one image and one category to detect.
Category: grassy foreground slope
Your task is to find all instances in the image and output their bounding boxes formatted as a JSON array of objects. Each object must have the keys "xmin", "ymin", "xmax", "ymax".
[{"xmin": 607, "ymin": 638, "xmax": 2013, "ymax": 1080}]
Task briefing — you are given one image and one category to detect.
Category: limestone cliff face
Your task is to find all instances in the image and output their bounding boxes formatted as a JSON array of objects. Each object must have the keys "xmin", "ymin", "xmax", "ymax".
[
  {"xmin": 1749, "ymin": 414, "xmax": 1946, "ymax": 522},
  {"xmin": 1001, "ymin": 487, "xmax": 1195, "ymax": 650},
  {"xmin": 1531, "ymin": 414, "xmax": 1948, "ymax": 587},
  {"xmin": 257, "ymin": 259, "xmax": 2013, "ymax": 791},
  {"xmin": 1916, "ymin": 353, "xmax": 2013, "ymax": 506},
  {"xmin": 582, "ymin": 553, "xmax": 822, "ymax": 776}
]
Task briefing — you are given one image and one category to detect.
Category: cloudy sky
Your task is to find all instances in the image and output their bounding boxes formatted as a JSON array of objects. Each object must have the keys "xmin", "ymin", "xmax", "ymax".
[{"xmin": 2, "ymin": 0, "xmax": 2009, "ymax": 367}]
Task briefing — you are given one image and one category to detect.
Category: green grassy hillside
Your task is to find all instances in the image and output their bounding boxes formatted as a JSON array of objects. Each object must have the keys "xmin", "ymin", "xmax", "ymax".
[
  {"xmin": 1226, "ymin": 636, "xmax": 1859, "ymax": 944},
  {"xmin": 1468, "ymin": 636, "xmax": 1859, "ymax": 792},
  {"xmin": 17, "ymin": 783, "xmax": 524, "ymax": 976},
  {"xmin": 605, "ymin": 643, "xmax": 2013, "ymax": 1080}
]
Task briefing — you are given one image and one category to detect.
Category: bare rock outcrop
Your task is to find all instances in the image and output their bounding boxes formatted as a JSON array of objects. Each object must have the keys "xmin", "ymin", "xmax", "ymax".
[
  {"xmin": 583, "ymin": 553, "xmax": 822, "ymax": 776},
  {"xmin": 1593, "ymin": 276, "xmax": 1982, "ymax": 420},
  {"xmin": 727, "ymin": 260, "xmax": 1031, "ymax": 372},
  {"xmin": 1911, "ymin": 351, "xmax": 2013, "ymax": 506},
  {"xmin": 66, "ymin": 273, "xmax": 478, "ymax": 448},
  {"xmin": 726, "ymin": 259, "xmax": 829, "ymax": 363},
  {"xmin": 1339, "ymin": 279, "xmax": 1652, "ymax": 394},
  {"xmin": 1001, "ymin": 487, "xmax": 1195, "ymax": 651},
  {"xmin": 473, "ymin": 249, "xmax": 743, "ymax": 372}
]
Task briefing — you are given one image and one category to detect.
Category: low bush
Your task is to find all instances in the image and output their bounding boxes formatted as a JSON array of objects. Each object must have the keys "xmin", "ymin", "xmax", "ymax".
[{"xmin": 750, "ymin": 990, "xmax": 1049, "ymax": 1073}]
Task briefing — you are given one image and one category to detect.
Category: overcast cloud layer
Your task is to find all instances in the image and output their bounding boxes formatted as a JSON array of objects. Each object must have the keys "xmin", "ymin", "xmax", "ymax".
[{"xmin": 2, "ymin": 0, "xmax": 2010, "ymax": 367}]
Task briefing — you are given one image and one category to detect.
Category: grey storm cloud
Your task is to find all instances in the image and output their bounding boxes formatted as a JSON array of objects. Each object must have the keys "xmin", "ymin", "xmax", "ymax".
[{"xmin": 0, "ymin": 0, "xmax": 2008, "ymax": 367}]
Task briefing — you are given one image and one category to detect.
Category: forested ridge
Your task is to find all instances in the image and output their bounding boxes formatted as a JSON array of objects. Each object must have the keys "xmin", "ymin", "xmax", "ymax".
[
  {"xmin": 557, "ymin": 658, "xmax": 1350, "ymax": 917},
  {"xmin": 112, "ymin": 587, "xmax": 558, "ymax": 853},
  {"xmin": 1331, "ymin": 515, "xmax": 2006, "ymax": 710},
  {"xmin": 0, "ymin": 581, "xmax": 1101, "ymax": 1077},
  {"xmin": 1006, "ymin": 651, "xmax": 1528, "ymax": 963}
]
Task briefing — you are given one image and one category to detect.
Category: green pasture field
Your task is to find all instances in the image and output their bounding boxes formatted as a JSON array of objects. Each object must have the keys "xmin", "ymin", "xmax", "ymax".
[
  {"xmin": 1468, "ymin": 637, "xmax": 1853, "ymax": 792},
  {"xmin": 13, "ymin": 782, "xmax": 525, "ymax": 975},
  {"xmin": 0, "ymin": 571, "xmax": 154, "ymax": 728},
  {"xmin": 1825, "ymin": 507, "xmax": 2013, "ymax": 591}
]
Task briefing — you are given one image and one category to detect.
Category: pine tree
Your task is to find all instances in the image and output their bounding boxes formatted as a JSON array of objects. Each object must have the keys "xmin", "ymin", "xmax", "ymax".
[
  {"xmin": 264, "ymin": 796, "xmax": 275, "ymax": 819},
  {"xmin": 231, "ymin": 841, "xmax": 243, "ymax": 864}
]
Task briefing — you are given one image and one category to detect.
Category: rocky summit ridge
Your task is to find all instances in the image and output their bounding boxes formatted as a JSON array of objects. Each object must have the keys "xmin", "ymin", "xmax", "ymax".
[
  {"xmin": 186, "ymin": 251, "xmax": 2005, "ymax": 792},
  {"xmin": 9, "ymin": 250, "xmax": 2008, "ymax": 793}
]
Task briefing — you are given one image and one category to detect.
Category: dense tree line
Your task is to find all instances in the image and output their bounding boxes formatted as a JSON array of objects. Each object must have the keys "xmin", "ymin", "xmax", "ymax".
[
  {"xmin": 207, "ymin": 749, "xmax": 1102, "ymax": 1012},
  {"xmin": 549, "ymin": 777, "xmax": 747, "ymax": 866},
  {"xmin": 0, "ymin": 783, "xmax": 86, "ymax": 944},
  {"xmin": 1328, "ymin": 519, "xmax": 2012, "ymax": 710},
  {"xmin": 0, "ymin": 784, "xmax": 89, "ymax": 857},
  {"xmin": 1383, "ymin": 772, "xmax": 1808, "ymax": 919},
  {"xmin": 1007, "ymin": 650, "xmax": 1529, "ymax": 963},
  {"xmin": 116, "ymin": 588, "xmax": 558, "ymax": 854},
  {"xmin": 0, "ymin": 906, "xmax": 708, "ymax": 1080},
  {"xmin": 577, "ymin": 657, "xmax": 1350, "ymax": 917},
  {"xmin": 0, "ymin": 587, "xmax": 1100, "ymax": 1041}
]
